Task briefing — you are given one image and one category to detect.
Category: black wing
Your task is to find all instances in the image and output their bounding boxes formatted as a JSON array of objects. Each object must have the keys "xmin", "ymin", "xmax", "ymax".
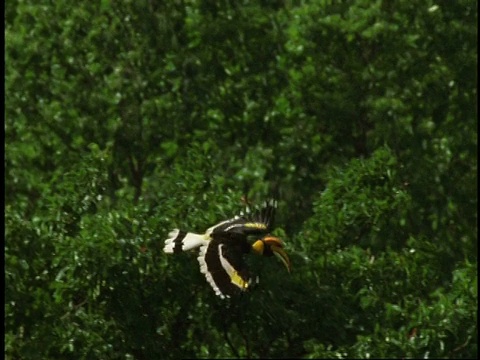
[
  {"xmin": 206, "ymin": 199, "xmax": 277, "ymax": 237},
  {"xmin": 197, "ymin": 233, "xmax": 251, "ymax": 298}
]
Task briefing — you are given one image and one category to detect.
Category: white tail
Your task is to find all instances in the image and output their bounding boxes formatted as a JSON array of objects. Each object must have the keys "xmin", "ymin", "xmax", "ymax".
[{"xmin": 163, "ymin": 229, "xmax": 207, "ymax": 253}]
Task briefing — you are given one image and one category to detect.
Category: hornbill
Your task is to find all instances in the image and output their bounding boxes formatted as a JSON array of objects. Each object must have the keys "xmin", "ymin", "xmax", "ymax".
[{"xmin": 163, "ymin": 200, "xmax": 291, "ymax": 298}]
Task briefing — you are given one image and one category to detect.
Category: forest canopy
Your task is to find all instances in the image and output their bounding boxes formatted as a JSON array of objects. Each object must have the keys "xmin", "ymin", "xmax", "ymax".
[{"xmin": 5, "ymin": 0, "xmax": 477, "ymax": 359}]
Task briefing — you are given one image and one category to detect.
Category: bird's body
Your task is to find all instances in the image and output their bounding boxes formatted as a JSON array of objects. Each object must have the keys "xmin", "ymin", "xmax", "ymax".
[{"xmin": 163, "ymin": 200, "xmax": 290, "ymax": 298}]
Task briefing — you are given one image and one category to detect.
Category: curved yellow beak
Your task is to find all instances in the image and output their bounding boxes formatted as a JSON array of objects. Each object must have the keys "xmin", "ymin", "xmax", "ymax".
[
  {"xmin": 271, "ymin": 244, "xmax": 291, "ymax": 273},
  {"xmin": 252, "ymin": 235, "xmax": 291, "ymax": 273}
]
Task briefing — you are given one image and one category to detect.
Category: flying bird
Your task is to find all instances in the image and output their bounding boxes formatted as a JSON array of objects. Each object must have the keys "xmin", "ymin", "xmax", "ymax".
[{"xmin": 163, "ymin": 199, "xmax": 291, "ymax": 298}]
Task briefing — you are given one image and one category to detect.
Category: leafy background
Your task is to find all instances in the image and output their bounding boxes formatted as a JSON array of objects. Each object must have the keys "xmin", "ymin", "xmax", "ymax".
[{"xmin": 5, "ymin": 0, "xmax": 477, "ymax": 359}]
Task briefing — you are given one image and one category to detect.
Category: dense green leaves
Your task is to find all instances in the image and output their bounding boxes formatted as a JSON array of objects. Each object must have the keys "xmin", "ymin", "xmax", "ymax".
[{"xmin": 6, "ymin": 0, "xmax": 477, "ymax": 358}]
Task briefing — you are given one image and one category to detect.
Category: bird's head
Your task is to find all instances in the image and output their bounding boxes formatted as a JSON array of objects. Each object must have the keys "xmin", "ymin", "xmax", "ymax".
[{"xmin": 251, "ymin": 235, "xmax": 291, "ymax": 273}]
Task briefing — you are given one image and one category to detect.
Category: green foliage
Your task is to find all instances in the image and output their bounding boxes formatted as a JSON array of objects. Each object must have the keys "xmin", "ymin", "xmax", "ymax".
[
  {"xmin": 6, "ymin": 0, "xmax": 477, "ymax": 359},
  {"xmin": 301, "ymin": 147, "xmax": 411, "ymax": 252}
]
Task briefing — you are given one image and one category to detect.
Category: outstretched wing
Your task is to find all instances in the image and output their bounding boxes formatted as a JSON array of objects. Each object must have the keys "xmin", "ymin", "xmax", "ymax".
[
  {"xmin": 205, "ymin": 199, "xmax": 277, "ymax": 237},
  {"xmin": 197, "ymin": 233, "xmax": 251, "ymax": 299}
]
